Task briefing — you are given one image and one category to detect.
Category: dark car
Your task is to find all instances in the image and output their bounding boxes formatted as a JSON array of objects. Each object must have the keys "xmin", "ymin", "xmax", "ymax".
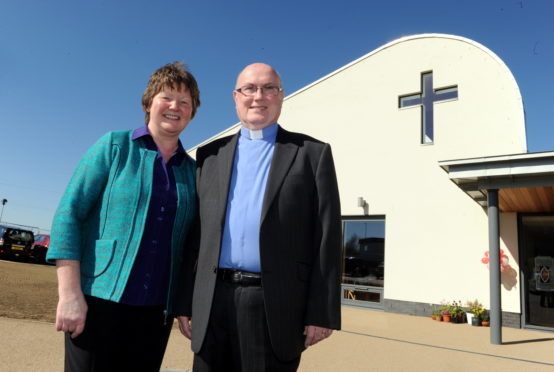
[
  {"xmin": 31, "ymin": 234, "xmax": 51, "ymax": 264},
  {"xmin": 0, "ymin": 225, "xmax": 35, "ymax": 261}
]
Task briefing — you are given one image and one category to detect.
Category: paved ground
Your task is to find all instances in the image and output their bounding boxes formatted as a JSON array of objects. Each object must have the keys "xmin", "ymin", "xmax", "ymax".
[
  {"xmin": 3, "ymin": 306, "xmax": 554, "ymax": 372},
  {"xmin": 2, "ymin": 259, "xmax": 554, "ymax": 371}
]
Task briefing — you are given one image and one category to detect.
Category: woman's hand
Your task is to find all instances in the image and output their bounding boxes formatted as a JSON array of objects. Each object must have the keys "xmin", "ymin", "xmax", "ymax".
[{"xmin": 55, "ymin": 260, "xmax": 88, "ymax": 338}]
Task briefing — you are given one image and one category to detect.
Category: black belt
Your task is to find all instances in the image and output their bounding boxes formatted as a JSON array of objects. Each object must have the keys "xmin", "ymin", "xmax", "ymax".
[{"xmin": 217, "ymin": 268, "xmax": 262, "ymax": 286}]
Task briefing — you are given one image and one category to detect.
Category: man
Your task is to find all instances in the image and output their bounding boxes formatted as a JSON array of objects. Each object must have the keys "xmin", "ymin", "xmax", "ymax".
[{"xmin": 177, "ymin": 63, "xmax": 341, "ymax": 371}]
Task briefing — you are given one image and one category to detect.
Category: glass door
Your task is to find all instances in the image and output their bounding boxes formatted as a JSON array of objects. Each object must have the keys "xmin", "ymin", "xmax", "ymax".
[
  {"xmin": 521, "ymin": 215, "xmax": 554, "ymax": 328},
  {"xmin": 341, "ymin": 218, "xmax": 385, "ymax": 309}
]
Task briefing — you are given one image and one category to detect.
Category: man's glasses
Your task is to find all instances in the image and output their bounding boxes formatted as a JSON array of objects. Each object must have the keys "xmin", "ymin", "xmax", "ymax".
[{"xmin": 235, "ymin": 85, "xmax": 283, "ymax": 97}]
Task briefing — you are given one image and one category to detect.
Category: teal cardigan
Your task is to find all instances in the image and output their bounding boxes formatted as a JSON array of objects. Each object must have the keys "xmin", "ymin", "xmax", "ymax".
[{"xmin": 47, "ymin": 130, "xmax": 197, "ymax": 313}]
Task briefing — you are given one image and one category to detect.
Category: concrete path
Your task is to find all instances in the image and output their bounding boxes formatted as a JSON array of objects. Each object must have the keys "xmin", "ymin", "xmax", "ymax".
[{"xmin": 2, "ymin": 306, "xmax": 554, "ymax": 371}]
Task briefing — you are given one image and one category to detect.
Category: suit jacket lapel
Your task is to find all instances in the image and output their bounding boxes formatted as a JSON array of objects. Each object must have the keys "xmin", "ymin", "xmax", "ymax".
[
  {"xmin": 261, "ymin": 127, "xmax": 298, "ymax": 222},
  {"xmin": 216, "ymin": 132, "xmax": 239, "ymax": 227}
]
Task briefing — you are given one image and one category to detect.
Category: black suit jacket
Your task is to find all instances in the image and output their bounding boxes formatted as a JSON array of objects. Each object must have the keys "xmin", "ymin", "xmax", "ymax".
[{"xmin": 186, "ymin": 126, "xmax": 342, "ymax": 361}]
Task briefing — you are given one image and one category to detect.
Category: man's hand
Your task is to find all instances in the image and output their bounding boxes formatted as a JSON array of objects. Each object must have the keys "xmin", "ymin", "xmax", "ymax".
[
  {"xmin": 177, "ymin": 316, "xmax": 192, "ymax": 339},
  {"xmin": 304, "ymin": 325, "xmax": 333, "ymax": 347}
]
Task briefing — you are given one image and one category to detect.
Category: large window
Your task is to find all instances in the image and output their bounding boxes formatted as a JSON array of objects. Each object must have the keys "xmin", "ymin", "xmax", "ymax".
[{"xmin": 341, "ymin": 217, "xmax": 385, "ymax": 308}]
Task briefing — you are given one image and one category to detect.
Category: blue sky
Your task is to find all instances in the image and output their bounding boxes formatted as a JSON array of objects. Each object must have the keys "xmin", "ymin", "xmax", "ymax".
[{"xmin": 0, "ymin": 0, "xmax": 552, "ymax": 232}]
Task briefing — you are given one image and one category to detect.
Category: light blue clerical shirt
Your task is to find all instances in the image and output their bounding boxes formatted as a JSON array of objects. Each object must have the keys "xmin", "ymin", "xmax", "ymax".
[{"xmin": 219, "ymin": 123, "xmax": 278, "ymax": 272}]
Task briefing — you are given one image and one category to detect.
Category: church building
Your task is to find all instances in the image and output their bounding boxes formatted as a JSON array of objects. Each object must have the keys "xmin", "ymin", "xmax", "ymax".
[{"xmin": 190, "ymin": 34, "xmax": 554, "ymax": 343}]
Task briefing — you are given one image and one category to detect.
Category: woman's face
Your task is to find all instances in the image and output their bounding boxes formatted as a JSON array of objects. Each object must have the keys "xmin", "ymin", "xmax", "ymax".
[{"xmin": 147, "ymin": 86, "xmax": 193, "ymax": 138}]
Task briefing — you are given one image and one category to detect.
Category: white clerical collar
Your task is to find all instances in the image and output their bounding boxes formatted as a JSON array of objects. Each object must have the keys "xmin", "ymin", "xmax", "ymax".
[
  {"xmin": 240, "ymin": 123, "xmax": 278, "ymax": 140},
  {"xmin": 250, "ymin": 128, "xmax": 264, "ymax": 140}
]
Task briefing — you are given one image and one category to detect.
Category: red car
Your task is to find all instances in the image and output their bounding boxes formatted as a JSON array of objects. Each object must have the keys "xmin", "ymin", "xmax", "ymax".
[{"xmin": 32, "ymin": 234, "xmax": 51, "ymax": 264}]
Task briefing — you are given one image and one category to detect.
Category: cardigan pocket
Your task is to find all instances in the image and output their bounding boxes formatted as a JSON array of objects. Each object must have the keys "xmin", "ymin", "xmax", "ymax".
[{"xmin": 81, "ymin": 239, "xmax": 116, "ymax": 278}]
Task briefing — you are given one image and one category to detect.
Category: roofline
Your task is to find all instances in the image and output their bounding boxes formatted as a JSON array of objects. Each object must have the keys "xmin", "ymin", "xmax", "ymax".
[
  {"xmin": 439, "ymin": 151, "xmax": 554, "ymax": 172},
  {"xmin": 285, "ymin": 33, "xmax": 521, "ymax": 102},
  {"xmin": 191, "ymin": 33, "xmax": 525, "ymax": 152}
]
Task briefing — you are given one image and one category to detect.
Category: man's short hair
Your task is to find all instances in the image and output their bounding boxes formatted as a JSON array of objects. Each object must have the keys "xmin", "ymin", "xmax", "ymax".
[{"xmin": 142, "ymin": 61, "xmax": 201, "ymax": 123}]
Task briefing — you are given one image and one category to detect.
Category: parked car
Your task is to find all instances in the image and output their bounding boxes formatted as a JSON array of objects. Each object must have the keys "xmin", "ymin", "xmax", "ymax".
[
  {"xmin": 32, "ymin": 234, "xmax": 51, "ymax": 264},
  {"xmin": 0, "ymin": 225, "xmax": 35, "ymax": 261}
]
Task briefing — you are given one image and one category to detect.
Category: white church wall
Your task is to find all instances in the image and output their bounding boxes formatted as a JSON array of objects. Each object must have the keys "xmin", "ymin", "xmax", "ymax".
[{"xmin": 276, "ymin": 34, "xmax": 526, "ymax": 312}]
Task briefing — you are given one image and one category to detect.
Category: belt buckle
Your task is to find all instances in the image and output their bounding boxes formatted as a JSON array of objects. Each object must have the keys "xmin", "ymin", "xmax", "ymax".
[{"xmin": 233, "ymin": 270, "xmax": 243, "ymax": 283}]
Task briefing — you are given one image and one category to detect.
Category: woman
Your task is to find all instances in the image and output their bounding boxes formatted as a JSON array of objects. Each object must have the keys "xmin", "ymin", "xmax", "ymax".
[{"xmin": 47, "ymin": 62, "xmax": 200, "ymax": 372}]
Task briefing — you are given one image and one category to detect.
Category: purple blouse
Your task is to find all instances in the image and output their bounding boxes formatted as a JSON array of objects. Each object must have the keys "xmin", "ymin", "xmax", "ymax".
[{"xmin": 120, "ymin": 126, "xmax": 185, "ymax": 306}]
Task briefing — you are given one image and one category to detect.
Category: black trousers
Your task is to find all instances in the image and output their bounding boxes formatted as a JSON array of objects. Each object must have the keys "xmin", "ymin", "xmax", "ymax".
[
  {"xmin": 64, "ymin": 295, "xmax": 173, "ymax": 372},
  {"xmin": 193, "ymin": 280, "xmax": 301, "ymax": 372}
]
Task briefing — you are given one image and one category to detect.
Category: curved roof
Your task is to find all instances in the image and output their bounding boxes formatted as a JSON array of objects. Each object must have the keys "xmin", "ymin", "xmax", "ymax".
[{"xmin": 286, "ymin": 33, "xmax": 521, "ymax": 103}]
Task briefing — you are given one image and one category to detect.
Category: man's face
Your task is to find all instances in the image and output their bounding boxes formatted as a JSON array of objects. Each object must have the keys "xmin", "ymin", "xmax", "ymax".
[{"xmin": 233, "ymin": 63, "xmax": 284, "ymax": 130}]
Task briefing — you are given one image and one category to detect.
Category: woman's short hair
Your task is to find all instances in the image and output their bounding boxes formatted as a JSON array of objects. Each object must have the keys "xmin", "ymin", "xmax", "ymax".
[{"xmin": 142, "ymin": 61, "xmax": 201, "ymax": 123}]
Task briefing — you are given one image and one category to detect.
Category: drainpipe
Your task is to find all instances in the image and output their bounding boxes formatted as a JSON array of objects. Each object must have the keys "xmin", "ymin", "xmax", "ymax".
[{"xmin": 487, "ymin": 189, "xmax": 502, "ymax": 344}]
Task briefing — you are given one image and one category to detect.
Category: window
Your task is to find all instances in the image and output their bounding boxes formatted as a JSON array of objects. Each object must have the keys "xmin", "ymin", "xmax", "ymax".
[{"xmin": 341, "ymin": 218, "xmax": 385, "ymax": 308}]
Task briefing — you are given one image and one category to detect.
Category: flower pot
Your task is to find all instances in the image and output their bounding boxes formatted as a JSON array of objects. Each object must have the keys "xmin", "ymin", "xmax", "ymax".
[
  {"xmin": 443, "ymin": 315, "xmax": 451, "ymax": 322},
  {"xmin": 467, "ymin": 313, "xmax": 474, "ymax": 324},
  {"xmin": 471, "ymin": 317, "xmax": 481, "ymax": 326},
  {"xmin": 435, "ymin": 315, "xmax": 442, "ymax": 321},
  {"xmin": 481, "ymin": 321, "xmax": 490, "ymax": 327}
]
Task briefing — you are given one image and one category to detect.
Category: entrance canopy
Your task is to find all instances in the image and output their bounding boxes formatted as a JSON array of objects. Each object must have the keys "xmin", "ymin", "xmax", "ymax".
[
  {"xmin": 440, "ymin": 151, "xmax": 554, "ymax": 344},
  {"xmin": 439, "ymin": 151, "xmax": 554, "ymax": 212}
]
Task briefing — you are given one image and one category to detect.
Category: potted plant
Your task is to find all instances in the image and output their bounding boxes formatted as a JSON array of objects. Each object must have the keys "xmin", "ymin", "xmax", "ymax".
[
  {"xmin": 480, "ymin": 310, "xmax": 490, "ymax": 327},
  {"xmin": 433, "ymin": 308, "xmax": 442, "ymax": 321},
  {"xmin": 440, "ymin": 302, "xmax": 452, "ymax": 322},
  {"xmin": 466, "ymin": 299, "xmax": 484, "ymax": 326},
  {"xmin": 449, "ymin": 300, "xmax": 466, "ymax": 323}
]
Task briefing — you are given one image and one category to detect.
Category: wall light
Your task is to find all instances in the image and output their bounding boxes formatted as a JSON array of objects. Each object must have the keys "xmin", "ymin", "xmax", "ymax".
[{"xmin": 357, "ymin": 197, "xmax": 368, "ymax": 215}]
